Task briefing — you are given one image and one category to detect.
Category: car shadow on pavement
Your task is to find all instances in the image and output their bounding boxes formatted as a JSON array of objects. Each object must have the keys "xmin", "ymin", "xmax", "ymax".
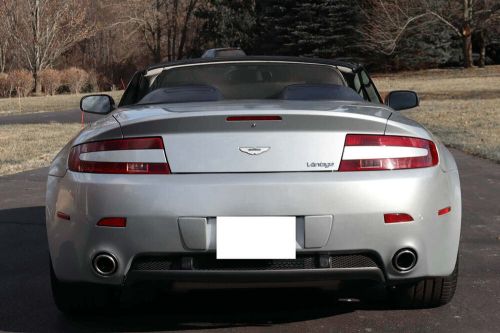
[
  {"xmin": 63, "ymin": 287, "xmax": 397, "ymax": 332},
  {"xmin": 0, "ymin": 205, "xmax": 399, "ymax": 333}
]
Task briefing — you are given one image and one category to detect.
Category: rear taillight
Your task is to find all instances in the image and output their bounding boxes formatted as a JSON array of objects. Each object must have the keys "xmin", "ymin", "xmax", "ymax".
[
  {"xmin": 68, "ymin": 137, "xmax": 171, "ymax": 174},
  {"xmin": 339, "ymin": 134, "xmax": 438, "ymax": 171}
]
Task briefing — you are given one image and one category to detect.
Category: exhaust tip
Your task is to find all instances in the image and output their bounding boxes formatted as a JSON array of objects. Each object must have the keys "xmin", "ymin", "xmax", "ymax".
[
  {"xmin": 392, "ymin": 248, "xmax": 417, "ymax": 272},
  {"xmin": 92, "ymin": 253, "xmax": 117, "ymax": 276}
]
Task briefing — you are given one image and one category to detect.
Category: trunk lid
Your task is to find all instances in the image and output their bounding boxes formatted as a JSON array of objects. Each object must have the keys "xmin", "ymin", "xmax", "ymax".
[{"xmin": 113, "ymin": 100, "xmax": 392, "ymax": 173}]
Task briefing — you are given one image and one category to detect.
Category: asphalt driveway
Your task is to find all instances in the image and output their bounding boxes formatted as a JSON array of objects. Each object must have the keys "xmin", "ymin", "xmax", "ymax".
[
  {"xmin": 0, "ymin": 109, "xmax": 103, "ymax": 125},
  {"xmin": 0, "ymin": 149, "xmax": 498, "ymax": 333}
]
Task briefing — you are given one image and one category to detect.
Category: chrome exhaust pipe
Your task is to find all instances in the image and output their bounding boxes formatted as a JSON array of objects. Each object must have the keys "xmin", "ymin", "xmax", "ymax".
[
  {"xmin": 92, "ymin": 253, "xmax": 117, "ymax": 276},
  {"xmin": 392, "ymin": 249, "xmax": 417, "ymax": 272}
]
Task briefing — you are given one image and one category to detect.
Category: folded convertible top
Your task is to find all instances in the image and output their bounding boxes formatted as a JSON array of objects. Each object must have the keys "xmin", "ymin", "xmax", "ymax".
[
  {"xmin": 280, "ymin": 84, "xmax": 363, "ymax": 101},
  {"xmin": 138, "ymin": 84, "xmax": 223, "ymax": 104},
  {"xmin": 138, "ymin": 83, "xmax": 363, "ymax": 105}
]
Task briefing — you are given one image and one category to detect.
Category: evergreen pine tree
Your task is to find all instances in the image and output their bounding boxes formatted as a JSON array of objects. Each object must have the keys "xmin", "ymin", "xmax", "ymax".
[
  {"xmin": 195, "ymin": 0, "xmax": 256, "ymax": 52},
  {"xmin": 254, "ymin": 0, "xmax": 297, "ymax": 55},
  {"xmin": 255, "ymin": 0, "xmax": 360, "ymax": 58}
]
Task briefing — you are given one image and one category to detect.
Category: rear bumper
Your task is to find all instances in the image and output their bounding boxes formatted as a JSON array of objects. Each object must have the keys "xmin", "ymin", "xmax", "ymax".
[
  {"xmin": 125, "ymin": 268, "xmax": 385, "ymax": 285},
  {"xmin": 124, "ymin": 253, "xmax": 385, "ymax": 285},
  {"xmin": 46, "ymin": 167, "xmax": 461, "ymax": 286}
]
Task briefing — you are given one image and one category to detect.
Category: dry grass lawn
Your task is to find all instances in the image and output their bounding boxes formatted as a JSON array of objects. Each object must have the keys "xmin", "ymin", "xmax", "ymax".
[
  {"xmin": 373, "ymin": 66, "xmax": 500, "ymax": 162},
  {"xmin": 0, "ymin": 123, "xmax": 81, "ymax": 176},
  {"xmin": 0, "ymin": 90, "xmax": 123, "ymax": 116}
]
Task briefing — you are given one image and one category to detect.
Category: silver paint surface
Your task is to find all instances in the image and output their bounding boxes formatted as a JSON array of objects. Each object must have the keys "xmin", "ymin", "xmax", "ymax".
[{"xmin": 46, "ymin": 89, "xmax": 461, "ymax": 286}]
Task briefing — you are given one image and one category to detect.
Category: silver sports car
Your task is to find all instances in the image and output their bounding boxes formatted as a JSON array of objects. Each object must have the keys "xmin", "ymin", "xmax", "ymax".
[{"xmin": 46, "ymin": 56, "xmax": 461, "ymax": 313}]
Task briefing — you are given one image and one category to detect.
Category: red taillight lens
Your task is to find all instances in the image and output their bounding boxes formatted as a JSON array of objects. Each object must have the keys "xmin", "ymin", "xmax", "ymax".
[
  {"xmin": 77, "ymin": 137, "xmax": 164, "ymax": 152},
  {"xmin": 438, "ymin": 206, "xmax": 452, "ymax": 216},
  {"xmin": 68, "ymin": 137, "xmax": 171, "ymax": 174},
  {"xmin": 339, "ymin": 134, "xmax": 438, "ymax": 171},
  {"xmin": 97, "ymin": 217, "xmax": 127, "ymax": 227},
  {"xmin": 384, "ymin": 213, "xmax": 414, "ymax": 223}
]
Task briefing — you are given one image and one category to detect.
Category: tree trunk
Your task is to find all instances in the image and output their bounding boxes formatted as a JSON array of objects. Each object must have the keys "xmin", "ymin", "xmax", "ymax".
[
  {"xmin": 177, "ymin": 0, "xmax": 198, "ymax": 60},
  {"xmin": 463, "ymin": 28, "xmax": 473, "ymax": 68},
  {"xmin": 33, "ymin": 71, "xmax": 42, "ymax": 95},
  {"xmin": 167, "ymin": 27, "xmax": 172, "ymax": 61},
  {"xmin": 154, "ymin": 0, "xmax": 162, "ymax": 63},
  {"xmin": 463, "ymin": 0, "xmax": 473, "ymax": 68},
  {"xmin": 153, "ymin": 29, "xmax": 162, "ymax": 63},
  {"xmin": 478, "ymin": 30, "xmax": 486, "ymax": 68},
  {"xmin": 171, "ymin": 0, "xmax": 179, "ymax": 60},
  {"xmin": 0, "ymin": 41, "xmax": 6, "ymax": 73},
  {"xmin": 34, "ymin": 0, "xmax": 42, "ymax": 94}
]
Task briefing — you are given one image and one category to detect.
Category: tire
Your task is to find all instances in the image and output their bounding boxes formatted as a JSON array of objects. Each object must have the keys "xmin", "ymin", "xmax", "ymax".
[
  {"xmin": 389, "ymin": 256, "xmax": 458, "ymax": 308},
  {"xmin": 50, "ymin": 261, "xmax": 121, "ymax": 314}
]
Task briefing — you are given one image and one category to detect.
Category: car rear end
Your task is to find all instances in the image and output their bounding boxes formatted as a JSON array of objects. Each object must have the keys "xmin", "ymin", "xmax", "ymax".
[{"xmin": 46, "ymin": 104, "xmax": 461, "ymax": 297}]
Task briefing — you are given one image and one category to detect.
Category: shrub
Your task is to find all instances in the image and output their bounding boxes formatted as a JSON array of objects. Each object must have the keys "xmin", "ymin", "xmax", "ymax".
[
  {"xmin": 39, "ymin": 69, "xmax": 62, "ymax": 96},
  {"xmin": 55, "ymin": 84, "xmax": 70, "ymax": 95},
  {"xmin": 85, "ymin": 70, "xmax": 100, "ymax": 93},
  {"xmin": 97, "ymin": 73, "xmax": 113, "ymax": 92},
  {"xmin": 0, "ymin": 73, "xmax": 12, "ymax": 98},
  {"xmin": 61, "ymin": 67, "xmax": 89, "ymax": 94},
  {"xmin": 8, "ymin": 70, "xmax": 34, "ymax": 97}
]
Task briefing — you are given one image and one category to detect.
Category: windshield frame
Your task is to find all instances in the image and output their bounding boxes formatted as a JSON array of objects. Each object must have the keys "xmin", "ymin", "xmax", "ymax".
[
  {"xmin": 118, "ymin": 59, "xmax": 383, "ymax": 107},
  {"xmin": 147, "ymin": 60, "xmax": 347, "ymax": 86}
]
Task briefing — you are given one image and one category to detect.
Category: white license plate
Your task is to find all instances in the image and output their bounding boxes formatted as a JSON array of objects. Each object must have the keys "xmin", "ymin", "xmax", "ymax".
[{"xmin": 216, "ymin": 216, "xmax": 296, "ymax": 259}]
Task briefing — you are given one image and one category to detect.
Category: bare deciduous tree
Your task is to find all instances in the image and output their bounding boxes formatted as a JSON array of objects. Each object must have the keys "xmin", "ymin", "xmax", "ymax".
[
  {"xmin": 112, "ymin": 0, "xmax": 200, "ymax": 62},
  {"xmin": 475, "ymin": 0, "xmax": 500, "ymax": 67},
  {"xmin": 119, "ymin": 0, "xmax": 166, "ymax": 63},
  {"xmin": 0, "ymin": 0, "xmax": 98, "ymax": 93},
  {"xmin": 172, "ymin": 0, "xmax": 199, "ymax": 60},
  {"xmin": 359, "ymin": 0, "xmax": 500, "ymax": 68}
]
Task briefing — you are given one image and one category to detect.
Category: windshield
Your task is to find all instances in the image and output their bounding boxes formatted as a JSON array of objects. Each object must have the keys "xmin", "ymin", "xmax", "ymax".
[{"xmin": 149, "ymin": 62, "xmax": 346, "ymax": 100}]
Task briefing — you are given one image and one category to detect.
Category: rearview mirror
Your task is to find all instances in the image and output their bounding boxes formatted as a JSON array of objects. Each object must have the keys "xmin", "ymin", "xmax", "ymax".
[
  {"xmin": 385, "ymin": 90, "xmax": 419, "ymax": 111},
  {"xmin": 80, "ymin": 95, "xmax": 115, "ymax": 114}
]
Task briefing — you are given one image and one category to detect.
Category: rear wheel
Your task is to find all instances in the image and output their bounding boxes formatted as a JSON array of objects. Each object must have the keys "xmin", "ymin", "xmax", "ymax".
[
  {"xmin": 390, "ymin": 257, "xmax": 458, "ymax": 308},
  {"xmin": 50, "ymin": 261, "xmax": 121, "ymax": 314}
]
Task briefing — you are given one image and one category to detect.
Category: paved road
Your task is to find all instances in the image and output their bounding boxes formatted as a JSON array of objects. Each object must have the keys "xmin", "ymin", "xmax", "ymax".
[
  {"xmin": 0, "ymin": 149, "xmax": 499, "ymax": 333},
  {"xmin": 0, "ymin": 109, "xmax": 104, "ymax": 125}
]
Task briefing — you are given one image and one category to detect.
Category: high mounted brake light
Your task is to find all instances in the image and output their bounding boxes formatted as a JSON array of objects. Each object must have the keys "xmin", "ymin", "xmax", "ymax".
[
  {"xmin": 226, "ymin": 115, "xmax": 282, "ymax": 121},
  {"xmin": 68, "ymin": 137, "xmax": 171, "ymax": 174},
  {"xmin": 339, "ymin": 134, "xmax": 438, "ymax": 171}
]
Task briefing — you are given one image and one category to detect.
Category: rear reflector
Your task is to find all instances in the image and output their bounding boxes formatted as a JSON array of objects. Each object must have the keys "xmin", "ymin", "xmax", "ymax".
[
  {"xmin": 69, "ymin": 137, "xmax": 171, "ymax": 174},
  {"xmin": 226, "ymin": 115, "xmax": 282, "ymax": 121},
  {"xmin": 438, "ymin": 206, "xmax": 452, "ymax": 216},
  {"xmin": 384, "ymin": 213, "xmax": 414, "ymax": 223},
  {"xmin": 339, "ymin": 134, "xmax": 438, "ymax": 171},
  {"xmin": 97, "ymin": 217, "xmax": 127, "ymax": 228},
  {"xmin": 56, "ymin": 211, "xmax": 71, "ymax": 221}
]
